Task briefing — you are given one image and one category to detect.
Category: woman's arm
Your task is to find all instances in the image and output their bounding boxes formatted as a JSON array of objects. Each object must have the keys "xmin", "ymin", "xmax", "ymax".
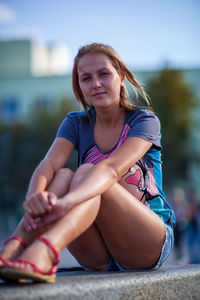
[
  {"xmin": 34, "ymin": 137, "xmax": 152, "ymax": 228},
  {"xmin": 26, "ymin": 137, "xmax": 74, "ymax": 197},
  {"xmin": 23, "ymin": 137, "xmax": 74, "ymax": 215},
  {"xmin": 62, "ymin": 137, "xmax": 152, "ymax": 210}
]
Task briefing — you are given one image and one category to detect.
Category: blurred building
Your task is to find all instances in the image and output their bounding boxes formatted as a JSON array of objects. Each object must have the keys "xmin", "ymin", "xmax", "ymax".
[
  {"xmin": 0, "ymin": 39, "xmax": 75, "ymax": 123},
  {"xmin": 0, "ymin": 39, "xmax": 200, "ymax": 191}
]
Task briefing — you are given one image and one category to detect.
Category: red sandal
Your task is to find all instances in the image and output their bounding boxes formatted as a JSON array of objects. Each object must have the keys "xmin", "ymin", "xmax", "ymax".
[
  {"xmin": 0, "ymin": 236, "xmax": 27, "ymax": 267},
  {"xmin": 0, "ymin": 236, "xmax": 27, "ymax": 283},
  {"xmin": 0, "ymin": 257, "xmax": 7, "ymax": 267},
  {"xmin": 1, "ymin": 236, "xmax": 60, "ymax": 283},
  {"xmin": 4, "ymin": 236, "xmax": 27, "ymax": 249}
]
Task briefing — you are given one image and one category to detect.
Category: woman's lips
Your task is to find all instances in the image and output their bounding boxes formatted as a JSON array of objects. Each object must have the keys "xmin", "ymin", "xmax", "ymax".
[{"xmin": 92, "ymin": 92, "xmax": 106, "ymax": 97}]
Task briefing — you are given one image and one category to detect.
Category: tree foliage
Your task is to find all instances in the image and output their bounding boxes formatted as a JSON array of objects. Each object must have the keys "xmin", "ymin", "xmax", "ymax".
[{"xmin": 146, "ymin": 68, "xmax": 196, "ymax": 186}]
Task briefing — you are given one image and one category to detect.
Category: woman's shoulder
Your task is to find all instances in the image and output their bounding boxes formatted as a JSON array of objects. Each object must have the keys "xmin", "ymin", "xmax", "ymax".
[
  {"xmin": 126, "ymin": 108, "xmax": 159, "ymax": 122},
  {"xmin": 67, "ymin": 110, "xmax": 86, "ymax": 118},
  {"xmin": 67, "ymin": 108, "xmax": 95, "ymax": 120}
]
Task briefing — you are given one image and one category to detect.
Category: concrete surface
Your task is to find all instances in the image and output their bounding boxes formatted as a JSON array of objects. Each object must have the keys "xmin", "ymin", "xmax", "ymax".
[{"xmin": 0, "ymin": 264, "xmax": 200, "ymax": 300}]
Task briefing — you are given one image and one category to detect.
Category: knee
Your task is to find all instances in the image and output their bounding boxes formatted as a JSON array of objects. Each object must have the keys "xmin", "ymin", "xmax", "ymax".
[
  {"xmin": 54, "ymin": 168, "xmax": 74, "ymax": 180},
  {"xmin": 76, "ymin": 163, "xmax": 94, "ymax": 174},
  {"xmin": 70, "ymin": 163, "xmax": 94, "ymax": 187}
]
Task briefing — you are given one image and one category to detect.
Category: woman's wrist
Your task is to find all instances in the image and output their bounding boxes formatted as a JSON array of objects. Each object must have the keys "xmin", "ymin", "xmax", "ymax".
[
  {"xmin": 25, "ymin": 191, "xmax": 37, "ymax": 200},
  {"xmin": 60, "ymin": 193, "xmax": 75, "ymax": 212}
]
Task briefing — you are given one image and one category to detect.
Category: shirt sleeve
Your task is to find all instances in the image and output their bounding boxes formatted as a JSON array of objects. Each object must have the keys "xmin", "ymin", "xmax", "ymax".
[
  {"xmin": 56, "ymin": 112, "xmax": 79, "ymax": 148},
  {"xmin": 127, "ymin": 110, "xmax": 162, "ymax": 150}
]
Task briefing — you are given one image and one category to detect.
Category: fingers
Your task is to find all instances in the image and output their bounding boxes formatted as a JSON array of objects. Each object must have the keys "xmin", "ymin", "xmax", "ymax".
[
  {"xmin": 23, "ymin": 213, "xmax": 38, "ymax": 232},
  {"xmin": 35, "ymin": 214, "xmax": 57, "ymax": 228},
  {"xmin": 23, "ymin": 191, "xmax": 57, "ymax": 217},
  {"xmin": 23, "ymin": 194, "xmax": 68, "ymax": 230},
  {"xmin": 35, "ymin": 199, "xmax": 67, "ymax": 228},
  {"xmin": 48, "ymin": 193, "xmax": 57, "ymax": 206}
]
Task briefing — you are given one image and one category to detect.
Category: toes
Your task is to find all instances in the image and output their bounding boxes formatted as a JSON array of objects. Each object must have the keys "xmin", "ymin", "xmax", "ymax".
[
  {"xmin": 6, "ymin": 259, "xmax": 23, "ymax": 270},
  {"xmin": 6, "ymin": 259, "xmax": 36, "ymax": 273}
]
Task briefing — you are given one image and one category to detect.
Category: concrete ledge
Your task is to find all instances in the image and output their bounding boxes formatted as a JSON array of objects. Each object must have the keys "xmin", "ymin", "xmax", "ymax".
[{"xmin": 0, "ymin": 264, "xmax": 200, "ymax": 299}]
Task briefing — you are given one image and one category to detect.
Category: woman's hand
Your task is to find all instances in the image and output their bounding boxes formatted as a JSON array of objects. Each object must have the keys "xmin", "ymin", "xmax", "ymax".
[
  {"xmin": 23, "ymin": 213, "xmax": 38, "ymax": 232},
  {"xmin": 23, "ymin": 193, "xmax": 74, "ymax": 230},
  {"xmin": 34, "ymin": 196, "xmax": 74, "ymax": 228},
  {"xmin": 23, "ymin": 191, "xmax": 57, "ymax": 217}
]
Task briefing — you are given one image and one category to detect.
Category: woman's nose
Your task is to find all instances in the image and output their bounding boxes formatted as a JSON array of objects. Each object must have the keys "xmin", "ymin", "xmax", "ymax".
[{"xmin": 92, "ymin": 77, "xmax": 102, "ymax": 89}]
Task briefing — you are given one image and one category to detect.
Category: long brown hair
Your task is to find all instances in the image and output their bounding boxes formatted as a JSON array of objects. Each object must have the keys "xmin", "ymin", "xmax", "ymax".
[{"xmin": 72, "ymin": 43, "xmax": 151, "ymax": 113}]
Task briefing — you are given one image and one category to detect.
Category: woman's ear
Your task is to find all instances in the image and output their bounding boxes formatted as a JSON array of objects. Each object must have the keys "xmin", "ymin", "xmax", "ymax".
[{"xmin": 120, "ymin": 74, "xmax": 125, "ymax": 85}]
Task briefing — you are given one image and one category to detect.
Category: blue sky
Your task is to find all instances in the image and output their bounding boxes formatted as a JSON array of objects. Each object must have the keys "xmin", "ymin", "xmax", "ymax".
[{"xmin": 0, "ymin": 0, "xmax": 199, "ymax": 71}]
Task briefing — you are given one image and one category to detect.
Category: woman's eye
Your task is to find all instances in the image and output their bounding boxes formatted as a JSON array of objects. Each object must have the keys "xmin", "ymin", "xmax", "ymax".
[
  {"xmin": 100, "ymin": 72, "xmax": 109, "ymax": 76},
  {"xmin": 82, "ymin": 77, "xmax": 90, "ymax": 81}
]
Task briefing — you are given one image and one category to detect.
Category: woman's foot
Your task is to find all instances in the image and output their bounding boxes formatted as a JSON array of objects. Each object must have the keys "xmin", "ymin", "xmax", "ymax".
[
  {"xmin": 7, "ymin": 238, "xmax": 56, "ymax": 274},
  {"xmin": 0, "ymin": 237, "xmax": 26, "ymax": 267},
  {"xmin": 2, "ymin": 237, "xmax": 60, "ymax": 283}
]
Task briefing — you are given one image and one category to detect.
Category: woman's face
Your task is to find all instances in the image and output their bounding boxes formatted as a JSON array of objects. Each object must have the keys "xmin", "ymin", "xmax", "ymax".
[{"xmin": 77, "ymin": 53, "xmax": 124, "ymax": 110}]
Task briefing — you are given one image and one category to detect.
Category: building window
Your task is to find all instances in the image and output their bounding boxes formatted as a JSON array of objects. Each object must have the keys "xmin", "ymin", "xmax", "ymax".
[
  {"xmin": 0, "ymin": 97, "xmax": 20, "ymax": 123},
  {"xmin": 34, "ymin": 97, "xmax": 52, "ymax": 113}
]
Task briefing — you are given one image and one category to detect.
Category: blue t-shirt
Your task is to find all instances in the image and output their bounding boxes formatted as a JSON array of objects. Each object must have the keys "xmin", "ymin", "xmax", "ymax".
[{"xmin": 56, "ymin": 108, "xmax": 175, "ymax": 226}]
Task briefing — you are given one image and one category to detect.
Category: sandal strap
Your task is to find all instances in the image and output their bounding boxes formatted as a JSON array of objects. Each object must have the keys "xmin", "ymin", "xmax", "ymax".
[
  {"xmin": 8, "ymin": 258, "xmax": 57, "ymax": 276},
  {"xmin": 37, "ymin": 236, "xmax": 60, "ymax": 265},
  {"xmin": 4, "ymin": 236, "xmax": 27, "ymax": 249},
  {"xmin": 0, "ymin": 257, "xmax": 7, "ymax": 264}
]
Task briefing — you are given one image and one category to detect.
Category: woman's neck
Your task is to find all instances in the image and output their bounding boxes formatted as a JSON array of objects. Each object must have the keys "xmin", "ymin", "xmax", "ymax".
[{"xmin": 95, "ymin": 106, "xmax": 126, "ymax": 129}]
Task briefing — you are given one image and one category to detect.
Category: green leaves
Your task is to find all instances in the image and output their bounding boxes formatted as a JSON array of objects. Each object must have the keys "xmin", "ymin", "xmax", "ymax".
[{"xmin": 147, "ymin": 69, "xmax": 197, "ymax": 186}]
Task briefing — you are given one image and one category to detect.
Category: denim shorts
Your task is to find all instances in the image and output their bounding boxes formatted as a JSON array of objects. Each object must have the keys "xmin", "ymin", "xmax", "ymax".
[{"xmin": 80, "ymin": 223, "xmax": 174, "ymax": 272}]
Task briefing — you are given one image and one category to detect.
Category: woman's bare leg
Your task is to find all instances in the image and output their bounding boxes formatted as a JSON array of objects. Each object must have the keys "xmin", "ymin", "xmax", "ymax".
[
  {"xmin": 0, "ymin": 168, "xmax": 74, "ymax": 263},
  {"xmin": 67, "ymin": 165, "xmax": 111, "ymax": 270},
  {"xmin": 3, "ymin": 163, "xmax": 165, "ymax": 272},
  {"xmin": 7, "ymin": 186, "xmax": 103, "ymax": 273},
  {"xmin": 4, "ymin": 164, "xmax": 110, "ymax": 273},
  {"xmin": 67, "ymin": 164, "xmax": 165, "ymax": 270},
  {"xmin": 95, "ymin": 184, "xmax": 165, "ymax": 269}
]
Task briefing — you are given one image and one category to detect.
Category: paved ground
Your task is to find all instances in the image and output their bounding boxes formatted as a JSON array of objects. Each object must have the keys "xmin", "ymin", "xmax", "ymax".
[
  {"xmin": 0, "ymin": 263, "xmax": 200, "ymax": 299},
  {"xmin": 1, "ymin": 230, "xmax": 200, "ymax": 299}
]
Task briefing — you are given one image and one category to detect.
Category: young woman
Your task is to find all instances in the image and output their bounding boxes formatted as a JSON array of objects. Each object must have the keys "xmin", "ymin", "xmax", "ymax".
[{"xmin": 0, "ymin": 43, "xmax": 175, "ymax": 283}]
